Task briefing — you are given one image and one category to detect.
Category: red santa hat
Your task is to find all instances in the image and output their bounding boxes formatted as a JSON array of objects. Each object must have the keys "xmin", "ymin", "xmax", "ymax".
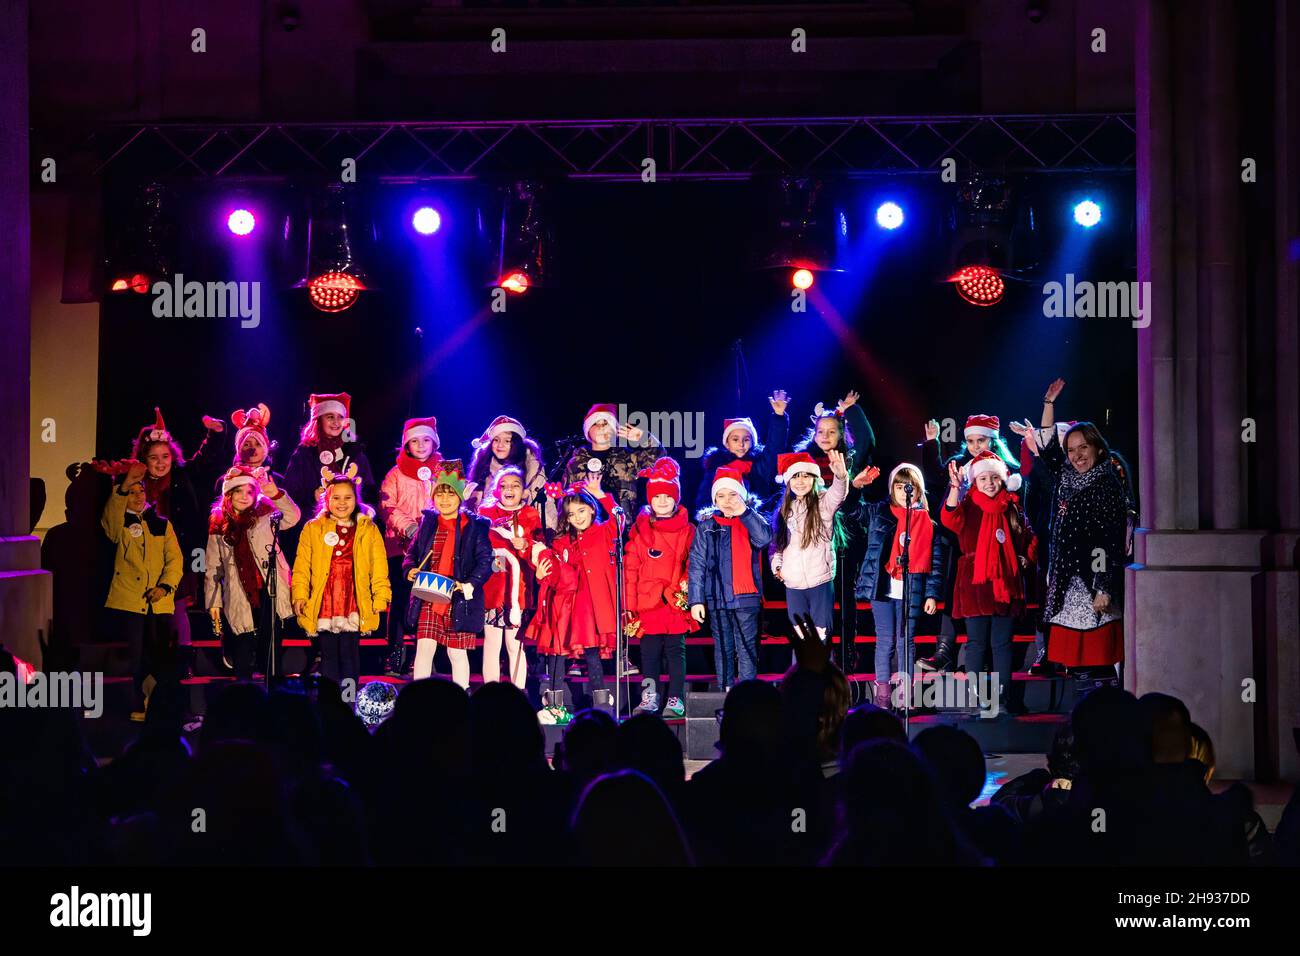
[
  {"xmin": 964, "ymin": 414, "xmax": 1000, "ymax": 441},
  {"xmin": 722, "ymin": 417, "xmax": 758, "ymax": 447},
  {"xmin": 220, "ymin": 465, "xmax": 267, "ymax": 495},
  {"xmin": 711, "ymin": 466, "xmax": 748, "ymax": 502},
  {"xmin": 401, "ymin": 416, "xmax": 440, "ymax": 450},
  {"xmin": 471, "ymin": 415, "xmax": 525, "ymax": 450},
  {"xmin": 964, "ymin": 449, "xmax": 1022, "ymax": 492},
  {"xmin": 309, "ymin": 392, "xmax": 351, "ymax": 421},
  {"xmin": 638, "ymin": 457, "xmax": 681, "ymax": 505},
  {"xmin": 136, "ymin": 407, "xmax": 172, "ymax": 446},
  {"xmin": 582, "ymin": 403, "xmax": 619, "ymax": 439},
  {"xmin": 231, "ymin": 403, "xmax": 272, "ymax": 456},
  {"xmin": 776, "ymin": 452, "xmax": 822, "ymax": 485}
]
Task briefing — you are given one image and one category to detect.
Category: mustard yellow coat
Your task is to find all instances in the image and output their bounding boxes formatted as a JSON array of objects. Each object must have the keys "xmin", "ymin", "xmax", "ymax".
[
  {"xmin": 291, "ymin": 513, "xmax": 392, "ymax": 635},
  {"xmin": 101, "ymin": 490, "xmax": 183, "ymax": 615}
]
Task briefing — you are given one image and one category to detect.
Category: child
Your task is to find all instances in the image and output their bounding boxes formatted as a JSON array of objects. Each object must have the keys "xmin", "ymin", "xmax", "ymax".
[
  {"xmin": 402, "ymin": 460, "xmax": 493, "ymax": 689},
  {"xmin": 854, "ymin": 464, "xmax": 947, "ymax": 709},
  {"xmin": 479, "ymin": 465, "xmax": 546, "ymax": 688},
  {"xmin": 626, "ymin": 457, "xmax": 698, "ymax": 717},
  {"xmin": 465, "ymin": 415, "xmax": 550, "ymax": 523},
  {"xmin": 118, "ymin": 407, "xmax": 226, "ymax": 678},
  {"xmin": 940, "ymin": 451, "xmax": 1035, "ymax": 712},
  {"xmin": 214, "ymin": 403, "xmax": 283, "ymax": 493},
  {"xmin": 794, "ymin": 390, "xmax": 876, "ymax": 489},
  {"xmin": 100, "ymin": 459, "xmax": 184, "ymax": 720},
  {"xmin": 529, "ymin": 475, "xmax": 621, "ymax": 720},
  {"xmin": 282, "ymin": 392, "xmax": 378, "ymax": 557},
  {"xmin": 919, "ymin": 411, "xmax": 1027, "ymax": 673},
  {"xmin": 693, "ymin": 390, "xmax": 791, "ymax": 511},
  {"xmin": 562, "ymin": 403, "xmax": 664, "ymax": 519},
  {"xmin": 688, "ymin": 466, "xmax": 772, "ymax": 690},
  {"xmin": 292, "ymin": 465, "xmax": 391, "ymax": 694},
  {"xmin": 205, "ymin": 466, "xmax": 300, "ymax": 681},
  {"xmin": 379, "ymin": 416, "xmax": 442, "ymax": 675},
  {"xmin": 770, "ymin": 450, "xmax": 848, "ymax": 644}
]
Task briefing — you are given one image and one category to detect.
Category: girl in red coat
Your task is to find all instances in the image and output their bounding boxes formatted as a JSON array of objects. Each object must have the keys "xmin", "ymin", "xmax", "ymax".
[
  {"xmin": 479, "ymin": 466, "xmax": 546, "ymax": 688},
  {"xmin": 940, "ymin": 450, "xmax": 1035, "ymax": 713},
  {"xmin": 528, "ymin": 475, "xmax": 620, "ymax": 723},
  {"xmin": 625, "ymin": 457, "xmax": 698, "ymax": 718}
]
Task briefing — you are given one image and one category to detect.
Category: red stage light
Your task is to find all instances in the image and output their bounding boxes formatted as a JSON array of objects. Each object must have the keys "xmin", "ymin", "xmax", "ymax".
[
  {"xmin": 792, "ymin": 268, "xmax": 815, "ymax": 290},
  {"xmin": 950, "ymin": 265, "xmax": 1004, "ymax": 306},
  {"xmin": 130, "ymin": 273, "xmax": 150, "ymax": 294},
  {"xmin": 308, "ymin": 271, "xmax": 364, "ymax": 312},
  {"xmin": 500, "ymin": 271, "xmax": 530, "ymax": 294}
]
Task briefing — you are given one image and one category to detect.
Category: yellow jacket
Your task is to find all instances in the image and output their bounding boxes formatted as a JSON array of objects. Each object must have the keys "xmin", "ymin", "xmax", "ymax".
[
  {"xmin": 292, "ymin": 513, "xmax": 391, "ymax": 635},
  {"xmin": 101, "ymin": 489, "xmax": 183, "ymax": 615}
]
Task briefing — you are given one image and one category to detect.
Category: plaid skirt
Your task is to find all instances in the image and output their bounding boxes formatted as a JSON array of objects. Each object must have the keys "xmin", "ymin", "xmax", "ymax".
[{"xmin": 416, "ymin": 601, "xmax": 477, "ymax": 650}]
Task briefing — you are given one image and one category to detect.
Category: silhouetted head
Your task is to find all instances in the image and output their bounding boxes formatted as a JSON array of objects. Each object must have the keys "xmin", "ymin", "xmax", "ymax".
[{"xmin": 570, "ymin": 770, "xmax": 694, "ymax": 867}]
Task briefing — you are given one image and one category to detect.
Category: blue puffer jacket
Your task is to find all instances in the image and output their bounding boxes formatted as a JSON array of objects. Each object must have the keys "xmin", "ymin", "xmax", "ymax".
[
  {"xmin": 688, "ymin": 503, "xmax": 772, "ymax": 609},
  {"xmin": 403, "ymin": 509, "xmax": 494, "ymax": 632},
  {"xmin": 854, "ymin": 500, "xmax": 947, "ymax": 617}
]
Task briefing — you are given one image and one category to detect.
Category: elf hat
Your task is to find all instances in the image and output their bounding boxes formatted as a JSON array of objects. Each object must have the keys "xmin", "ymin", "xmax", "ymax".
[
  {"xmin": 639, "ymin": 457, "xmax": 682, "ymax": 505},
  {"xmin": 776, "ymin": 452, "xmax": 822, "ymax": 485},
  {"xmin": 964, "ymin": 449, "xmax": 1022, "ymax": 492},
  {"xmin": 402, "ymin": 416, "xmax": 441, "ymax": 450},
  {"xmin": 711, "ymin": 467, "xmax": 748, "ymax": 502},
  {"xmin": 471, "ymin": 415, "xmax": 525, "ymax": 450},
  {"xmin": 221, "ymin": 465, "xmax": 266, "ymax": 495},
  {"xmin": 231, "ymin": 403, "xmax": 272, "ymax": 456},
  {"xmin": 722, "ymin": 417, "xmax": 758, "ymax": 447},
  {"xmin": 582, "ymin": 404, "xmax": 619, "ymax": 439},
  {"xmin": 964, "ymin": 414, "xmax": 1000, "ymax": 441},
  {"xmin": 431, "ymin": 459, "xmax": 476, "ymax": 501}
]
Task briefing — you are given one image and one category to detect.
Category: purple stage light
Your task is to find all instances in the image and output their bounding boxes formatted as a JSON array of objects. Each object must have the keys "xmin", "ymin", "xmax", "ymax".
[{"xmin": 227, "ymin": 209, "xmax": 256, "ymax": 236}]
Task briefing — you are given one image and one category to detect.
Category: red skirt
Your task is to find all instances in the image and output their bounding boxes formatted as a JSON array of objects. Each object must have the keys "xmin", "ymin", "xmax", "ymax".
[
  {"xmin": 1048, "ymin": 619, "xmax": 1123, "ymax": 667},
  {"xmin": 416, "ymin": 602, "xmax": 477, "ymax": 650}
]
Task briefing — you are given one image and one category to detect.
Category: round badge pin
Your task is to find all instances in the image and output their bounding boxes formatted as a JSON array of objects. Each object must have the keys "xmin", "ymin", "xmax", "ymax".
[
  {"xmin": 417, "ymin": 466, "xmax": 432, "ymax": 481},
  {"xmin": 995, "ymin": 528, "xmax": 1007, "ymax": 544},
  {"xmin": 319, "ymin": 450, "xmax": 334, "ymax": 465},
  {"xmin": 128, "ymin": 525, "xmax": 143, "ymax": 538},
  {"xmin": 323, "ymin": 531, "xmax": 340, "ymax": 546}
]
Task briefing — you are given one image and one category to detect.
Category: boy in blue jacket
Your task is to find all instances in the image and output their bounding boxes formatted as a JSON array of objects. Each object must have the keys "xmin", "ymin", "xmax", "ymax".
[{"xmin": 689, "ymin": 467, "xmax": 772, "ymax": 690}]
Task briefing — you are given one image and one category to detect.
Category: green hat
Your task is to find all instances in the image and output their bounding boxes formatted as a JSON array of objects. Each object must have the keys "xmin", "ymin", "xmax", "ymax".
[{"xmin": 432, "ymin": 459, "xmax": 475, "ymax": 500}]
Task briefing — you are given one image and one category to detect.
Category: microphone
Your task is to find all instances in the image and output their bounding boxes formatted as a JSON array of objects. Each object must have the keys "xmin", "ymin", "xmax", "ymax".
[
  {"xmin": 903, "ymin": 482, "xmax": 915, "ymax": 497},
  {"xmin": 270, "ymin": 510, "xmax": 284, "ymax": 526}
]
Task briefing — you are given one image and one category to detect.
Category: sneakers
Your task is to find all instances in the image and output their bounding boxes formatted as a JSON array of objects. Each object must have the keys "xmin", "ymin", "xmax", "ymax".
[
  {"xmin": 621, "ymin": 652, "xmax": 639, "ymax": 676},
  {"xmin": 538, "ymin": 705, "xmax": 573, "ymax": 726},
  {"xmin": 567, "ymin": 662, "xmax": 583, "ymax": 677},
  {"xmin": 635, "ymin": 690, "xmax": 660, "ymax": 715},
  {"xmin": 662, "ymin": 696, "xmax": 685, "ymax": 718},
  {"xmin": 384, "ymin": 645, "xmax": 406, "ymax": 678}
]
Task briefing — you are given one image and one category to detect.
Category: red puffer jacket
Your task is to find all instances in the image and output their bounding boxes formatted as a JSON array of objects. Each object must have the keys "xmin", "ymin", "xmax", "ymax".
[{"xmin": 625, "ymin": 506, "xmax": 699, "ymax": 636}]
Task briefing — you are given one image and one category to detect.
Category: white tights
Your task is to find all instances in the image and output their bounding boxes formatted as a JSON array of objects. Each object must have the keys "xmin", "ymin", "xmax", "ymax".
[
  {"xmin": 482, "ymin": 623, "xmax": 526, "ymax": 689},
  {"xmin": 413, "ymin": 637, "xmax": 470, "ymax": 689}
]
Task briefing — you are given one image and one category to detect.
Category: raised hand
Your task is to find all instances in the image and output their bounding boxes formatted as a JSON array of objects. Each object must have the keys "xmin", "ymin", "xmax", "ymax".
[
  {"xmin": 1044, "ymin": 378, "xmax": 1066, "ymax": 403},
  {"xmin": 788, "ymin": 612, "xmax": 830, "ymax": 674},
  {"xmin": 617, "ymin": 424, "xmax": 644, "ymax": 445},
  {"xmin": 924, "ymin": 419, "xmax": 940, "ymax": 442},
  {"xmin": 852, "ymin": 464, "xmax": 881, "ymax": 488},
  {"xmin": 948, "ymin": 459, "xmax": 962, "ymax": 487},
  {"xmin": 837, "ymin": 390, "xmax": 861, "ymax": 413},
  {"xmin": 584, "ymin": 475, "xmax": 603, "ymax": 499},
  {"xmin": 827, "ymin": 448, "xmax": 848, "ymax": 480},
  {"xmin": 124, "ymin": 459, "xmax": 148, "ymax": 486},
  {"xmin": 769, "ymin": 389, "xmax": 790, "ymax": 416}
]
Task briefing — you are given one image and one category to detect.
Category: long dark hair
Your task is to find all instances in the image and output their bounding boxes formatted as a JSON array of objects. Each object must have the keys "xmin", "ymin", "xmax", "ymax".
[
  {"xmin": 772, "ymin": 479, "xmax": 845, "ymax": 552},
  {"xmin": 554, "ymin": 490, "xmax": 602, "ymax": 539},
  {"xmin": 794, "ymin": 413, "xmax": 853, "ymax": 463},
  {"xmin": 468, "ymin": 431, "xmax": 543, "ymax": 487}
]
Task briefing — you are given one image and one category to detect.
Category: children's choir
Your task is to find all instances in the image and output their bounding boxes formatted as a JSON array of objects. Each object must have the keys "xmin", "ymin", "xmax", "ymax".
[{"xmin": 94, "ymin": 379, "xmax": 1132, "ymax": 721}]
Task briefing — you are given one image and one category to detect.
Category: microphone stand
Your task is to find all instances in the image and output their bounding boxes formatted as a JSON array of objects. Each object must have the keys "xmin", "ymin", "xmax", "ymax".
[
  {"xmin": 611, "ymin": 505, "xmax": 627, "ymax": 721},
  {"xmin": 265, "ymin": 511, "xmax": 282, "ymax": 691},
  {"xmin": 899, "ymin": 485, "xmax": 914, "ymax": 736}
]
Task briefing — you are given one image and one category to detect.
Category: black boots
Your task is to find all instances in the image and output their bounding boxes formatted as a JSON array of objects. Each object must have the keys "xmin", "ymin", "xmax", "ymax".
[{"xmin": 918, "ymin": 638, "xmax": 956, "ymax": 673}]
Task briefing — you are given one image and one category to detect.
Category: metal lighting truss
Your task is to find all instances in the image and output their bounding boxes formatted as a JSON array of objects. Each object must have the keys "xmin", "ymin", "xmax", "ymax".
[{"xmin": 68, "ymin": 113, "xmax": 1135, "ymax": 181}]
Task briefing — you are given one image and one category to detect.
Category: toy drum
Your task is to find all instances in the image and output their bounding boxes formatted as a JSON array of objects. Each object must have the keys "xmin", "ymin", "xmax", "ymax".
[{"xmin": 412, "ymin": 571, "xmax": 456, "ymax": 605}]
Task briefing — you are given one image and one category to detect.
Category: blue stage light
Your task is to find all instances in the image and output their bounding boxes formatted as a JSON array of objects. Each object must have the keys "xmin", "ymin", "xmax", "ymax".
[
  {"xmin": 1073, "ymin": 199, "xmax": 1102, "ymax": 228},
  {"xmin": 875, "ymin": 202, "xmax": 904, "ymax": 230},
  {"xmin": 412, "ymin": 207, "xmax": 441, "ymax": 235}
]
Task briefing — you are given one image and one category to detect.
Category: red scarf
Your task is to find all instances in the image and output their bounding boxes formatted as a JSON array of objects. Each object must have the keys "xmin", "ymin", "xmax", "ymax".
[
  {"xmin": 398, "ymin": 449, "xmax": 442, "ymax": 481},
  {"xmin": 224, "ymin": 507, "xmax": 265, "ymax": 609},
  {"xmin": 714, "ymin": 514, "xmax": 757, "ymax": 596},
  {"xmin": 886, "ymin": 504, "xmax": 934, "ymax": 578},
  {"xmin": 144, "ymin": 472, "xmax": 172, "ymax": 516},
  {"xmin": 970, "ymin": 490, "xmax": 1022, "ymax": 603},
  {"xmin": 427, "ymin": 513, "xmax": 463, "ymax": 617},
  {"xmin": 810, "ymin": 453, "xmax": 835, "ymax": 485}
]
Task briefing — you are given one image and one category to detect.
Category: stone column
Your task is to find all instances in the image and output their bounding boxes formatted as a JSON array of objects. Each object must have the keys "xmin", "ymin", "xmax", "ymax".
[
  {"xmin": 1130, "ymin": 0, "xmax": 1300, "ymax": 781},
  {"xmin": 0, "ymin": 0, "xmax": 54, "ymax": 668}
]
